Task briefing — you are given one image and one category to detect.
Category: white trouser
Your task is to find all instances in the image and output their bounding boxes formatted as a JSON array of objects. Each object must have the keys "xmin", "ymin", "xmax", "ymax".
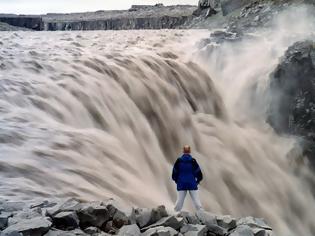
[{"xmin": 174, "ymin": 190, "xmax": 203, "ymax": 212}]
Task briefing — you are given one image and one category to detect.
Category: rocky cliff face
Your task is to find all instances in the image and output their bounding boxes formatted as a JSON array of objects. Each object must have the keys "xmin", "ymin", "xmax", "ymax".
[
  {"xmin": 42, "ymin": 5, "xmax": 196, "ymax": 31},
  {"xmin": 0, "ymin": 16, "xmax": 43, "ymax": 30},
  {"xmin": 43, "ymin": 15, "xmax": 192, "ymax": 31},
  {"xmin": 269, "ymin": 41, "xmax": 315, "ymax": 162}
]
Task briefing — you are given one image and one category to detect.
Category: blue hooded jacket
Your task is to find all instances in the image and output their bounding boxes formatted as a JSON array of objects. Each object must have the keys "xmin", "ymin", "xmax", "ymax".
[{"xmin": 172, "ymin": 154, "xmax": 203, "ymax": 191}]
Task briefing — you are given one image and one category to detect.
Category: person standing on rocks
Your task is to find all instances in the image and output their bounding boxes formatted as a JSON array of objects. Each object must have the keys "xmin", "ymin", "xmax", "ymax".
[{"xmin": 172, "ymin": 145, "xmax": 203, "ymax": 212}]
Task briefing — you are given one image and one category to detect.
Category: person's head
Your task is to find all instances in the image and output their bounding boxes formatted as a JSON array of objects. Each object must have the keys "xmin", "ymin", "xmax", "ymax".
[{"xmin": 183, "ymin": 145, "xmax": 191, "ymax": 154}]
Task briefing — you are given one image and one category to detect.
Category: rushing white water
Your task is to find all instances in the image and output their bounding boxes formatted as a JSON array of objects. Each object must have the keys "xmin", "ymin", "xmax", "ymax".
[{"xmin": 1, "ymin": 6, "xmax": 315, "ymax": 236}]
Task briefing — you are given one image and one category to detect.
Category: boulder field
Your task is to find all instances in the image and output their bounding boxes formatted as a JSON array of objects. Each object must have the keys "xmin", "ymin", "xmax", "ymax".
[{"xmin": 0, "ymin": 198, "xmax": 273, "ymax": 236}]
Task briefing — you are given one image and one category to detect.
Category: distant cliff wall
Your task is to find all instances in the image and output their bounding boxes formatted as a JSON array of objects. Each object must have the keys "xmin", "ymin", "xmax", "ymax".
[
  {"xmin": 43, "ymin": 15, "xmax": 192, "ymax": 31},
  {"xmin": 0, "ymin": 16, "xmax": 43, "ymax": 30}
]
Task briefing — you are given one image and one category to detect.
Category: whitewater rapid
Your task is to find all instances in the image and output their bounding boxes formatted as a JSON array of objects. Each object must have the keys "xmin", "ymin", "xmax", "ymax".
[{"xmin": 1, "ymin": 9, "xmax": 315, "ymax": 235}]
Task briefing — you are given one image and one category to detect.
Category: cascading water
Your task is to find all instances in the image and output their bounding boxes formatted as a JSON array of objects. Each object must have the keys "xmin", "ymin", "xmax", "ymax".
[{"xmin": 1, "ymin": 6, "xmax": 315, "ymax": 236}]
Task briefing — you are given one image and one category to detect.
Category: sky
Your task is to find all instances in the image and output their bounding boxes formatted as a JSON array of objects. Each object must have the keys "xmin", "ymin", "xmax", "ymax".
[{"xmin": 0, "ymin": 0, "xmax": 197, "ymax": 14}]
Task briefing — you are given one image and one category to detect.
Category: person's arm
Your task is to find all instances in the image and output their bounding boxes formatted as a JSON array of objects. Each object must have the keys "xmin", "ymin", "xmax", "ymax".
[
  {"xmin": 172, "ymin": 159, "xmax": 180, "ymax": 183},
  {"xmin": 192, "ymin": 159, "xmax": 203, "ymax": 184}
]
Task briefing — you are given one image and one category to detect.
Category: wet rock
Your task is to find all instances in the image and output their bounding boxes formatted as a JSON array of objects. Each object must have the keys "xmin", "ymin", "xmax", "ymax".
[
  {"xmin": 77, "ymin": 202, "xmax": 110, "ymax": 229},
  {"xmin": 216, "ymin": 215, "xmax": 236, "ymax": 230},
  {"xmin": 117, "ymin": 224, "xmax": 141, "ymax": 236},
  {"xmin": 0, "ymin": 212, "xmax": 13, "ymax": 229},
  {"xmin": 180, "ymin": 224, "xmax": 207, "ymax": 236},
  {"xmin": 53, "ymin": 211, "xmax": 79, "ymax": 230},
  {"xmin": 229, "ymin": 225, "xmax": 254, "ymax": 236},
  {"xmin": 221, "ymin": 0, "xmax": 252, "ymax": 16},
  {"xmin": 209, "ymin": 30, "xmax": 240, "ymax": 44},
  {"xmin": 142, "ymin": 226, "xmax": 178, "ymax": 236},
  {"xmin": 142, "ymin": 216, "xmax": 184, "ymax": 231},
  {"xmin": 2, "ymin": 216, "xmax": 52, "ymax": 236},
  {"xmin": 268, "ymin": 40, "xmax": 315, "ymax": 163}
]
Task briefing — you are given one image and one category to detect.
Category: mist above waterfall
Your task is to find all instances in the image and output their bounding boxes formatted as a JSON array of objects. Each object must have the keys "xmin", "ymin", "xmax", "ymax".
[{"xmin": 1, "ymin": 5, "xmax": 315, "ymax": 236}]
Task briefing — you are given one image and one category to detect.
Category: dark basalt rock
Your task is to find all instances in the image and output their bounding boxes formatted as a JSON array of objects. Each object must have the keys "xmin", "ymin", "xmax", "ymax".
[
  {"xmin": 0, "ymin": 212, "xmax": 13, "ymax": 230},
  {"xmin": 52, "ymin": 211, "xmax": 79, "ymax": 230},
  {"xmin": 77, "ymin": 202, "xmax": 110, "ymax": 229},
  {"xmin": 268, "ymin": 41, "xmax": 315, "ymax": 162}
]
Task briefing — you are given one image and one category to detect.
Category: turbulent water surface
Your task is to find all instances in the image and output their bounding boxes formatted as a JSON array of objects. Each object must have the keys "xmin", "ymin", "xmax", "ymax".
[{"xmin": 2, "ymin": 7, "xmax": 315, "ymax": 236}]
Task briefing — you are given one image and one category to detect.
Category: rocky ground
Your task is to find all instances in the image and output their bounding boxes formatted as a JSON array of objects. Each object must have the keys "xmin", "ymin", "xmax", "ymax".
[{"xmin": 0, "ymin": 198, "xmax": 273, "ymax": 236}]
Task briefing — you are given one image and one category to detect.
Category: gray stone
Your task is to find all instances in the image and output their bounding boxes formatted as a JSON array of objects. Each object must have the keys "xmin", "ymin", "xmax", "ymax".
[
  {"xmin": 135, "ymin": 206, "xmax": 168, "ymax": 228},
  {"xmin": 44, "ymin": 228, "xmax": 88, "ymax": 236},
  {"xmin": 0, "ymin": 202, "xmax": 26, "ymax": 213},
  {"xmin": 103, "ymin": 220, "xmax": 119, "ymax": 234},
  {"xmin": 46, "ymin": 198, "xmax": 82, "ymax": 217},
  {"xmin": 195, "ymin": 211, "xmax": 217, "ymax": 226},
  {"xmin": 237, "ymin": 217, "xmax": 272, "ymax": 230},
  {"xmin": 216, "ymin": 215, "xmax": 236, "ymax": 230},
  {"xmin": 84, "ymin": 226, "xmax": 101, "ymax": 234},
  {"xmin": 2, "ymin": 217, "xmax": 52, "ymax": 236},
  {"xmin": 142, "ymin": 226, "xmax": 178, "ymax": 236},
  {"xmin": 1, "ymin": 231, "xmax": 23, "ymax": 236},
  {"xmin": 142, "ymin": 216, "xmax": 184, "ymax": 231},
  {"xmin": 53, "ymin": 211, "xmax": 79, "ymax": 230},
  {"xmin": 135, "ymin": 208, "xmax": 152, "ymax": 228},
  {"xmin": 106, "ymin": 200, "xmax": 137, "ymax": 226},
  {"xmin": 77, "ymin": 202, "xmax": 109, "ymax": 229},
  {"xmin": 117, "ymin": 224, "xmax": 141, "ymax": 236},
  {"xmin": 8, "ymin": 207, "xmax": 42, "ymax": 225},
  {"xmin": 230, "ymin": 225, "xmax": 254, "ymax": 236},
  {"xmin": 113, "ymin": 210, "xmax": 129, "ymax": 228},
  {"xmin": 31, "ymin": 200, "xmax": 57, "ymax": 209},
  {"xmin": 0, "ymin": 212, "xmax": 13, "ymax": 230},
  {"xmin": 252, "ymin": 228, "xmax": 271, "ymax": 236},
  {"xmin": 221, "ymin": 0, "xmax": 252, "ymax": 16},
  {"xmin": 206, "ymin": 224, "xmax": 227, "ymax": 236},
  {"xmin": 199, "ymin": 0, "xmax": 211, "ymax": 9},
  {"xmin": 180, "ymin": 224, "xmax": 207, "ymax": 236},
  {"xmin": 177, "ymin": 212, "xmax": 199, "ymax": 225}
]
